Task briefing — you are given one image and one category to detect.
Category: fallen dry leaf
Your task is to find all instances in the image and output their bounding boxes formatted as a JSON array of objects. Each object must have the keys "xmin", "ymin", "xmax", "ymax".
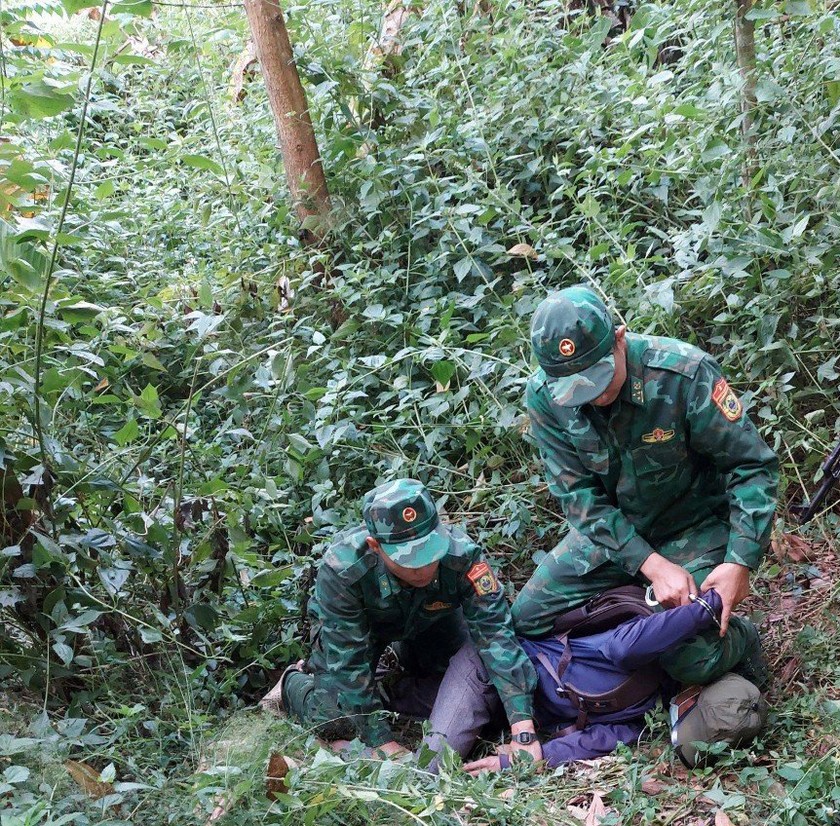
[
  {"xmin": 64, "ymin": 760, "xmax": 114, "ymax": 799},
  {"xmin": 780, "ymin": 656, "xmax": 801, "ymax": 684},
  {"xmin": 507, "ymin": 242, "xmax": 538, "ymax": 259},
  {"xmin": 266, "ymin": 752, "xmax": 293, "ymax": 800},
  {"xmin": 782, "ymin": 533, "xmax": 813, "ymax": 563},
  {"xmin": 641, "ymin": 777, "xmax": 665, "ymax": 795},
  {"xmin": 714, "ymin": 811, "xmax": 735, "ymax": 826},
  {"xmin": 584, "ymin": 792, "xmax": 607, "ymax": 826},
  {"xmin": 568, "ymin": 804, "xmax": 589, "ymax": 821}
]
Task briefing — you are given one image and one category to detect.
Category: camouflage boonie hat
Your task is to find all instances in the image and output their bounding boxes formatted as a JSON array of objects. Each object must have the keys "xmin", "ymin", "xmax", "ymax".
[
  {"xmin": 670, "ymin": 673, "xmax": 768, "ymax": 768},
  {"xmin": 362, "ymin": 479, "xmax": 450, "ymax": 568},
  {"xmin": 530, "ymin": 286, "xmax": 616, "ymax": 406}
]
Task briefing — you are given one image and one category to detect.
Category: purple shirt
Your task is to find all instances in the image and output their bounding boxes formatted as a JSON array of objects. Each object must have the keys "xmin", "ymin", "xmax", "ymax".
[{"xmin": 514, "ymin": 591, "xmax": 722, "ymax": 767}]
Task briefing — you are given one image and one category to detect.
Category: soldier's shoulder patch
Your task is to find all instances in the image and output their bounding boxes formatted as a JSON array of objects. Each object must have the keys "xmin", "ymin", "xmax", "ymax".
[
  {"xmin": 711, "ymin": 377, "xmax": 743, "ymax": 422},
  {"xmin": 466, "ymin": 561, "xmax": 501, "ymax": 597}
]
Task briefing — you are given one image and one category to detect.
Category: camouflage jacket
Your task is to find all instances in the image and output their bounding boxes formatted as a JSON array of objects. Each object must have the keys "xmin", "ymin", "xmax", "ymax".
[
  {"xmin": 307, "ymin": 524, "xmax": 537, "ymax": 746},
  {"xmin": 526, "ymin": 333, "xmax": 779, "ymax": 576}
]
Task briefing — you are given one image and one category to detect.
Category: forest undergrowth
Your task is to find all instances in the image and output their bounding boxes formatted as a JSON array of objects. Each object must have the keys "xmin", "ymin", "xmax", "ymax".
[{"xmin": 1, "ymin": 0, "xmax": 840, "ymax": 823}]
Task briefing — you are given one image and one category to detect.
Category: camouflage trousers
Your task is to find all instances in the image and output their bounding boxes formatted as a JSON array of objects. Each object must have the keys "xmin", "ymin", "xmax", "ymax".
[
  {"xmin": 282, "ymin": 612, "xmax": 469, "ymax": 736},
  {"xmin": 511, "ymin": 525, "xmax": 757, "ymax": 685}
]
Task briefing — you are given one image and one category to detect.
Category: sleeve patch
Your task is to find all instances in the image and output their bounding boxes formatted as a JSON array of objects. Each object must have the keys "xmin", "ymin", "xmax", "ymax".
[
  {"xmin": 711, "ymin": 378, "xmax": 743, "ymax": 422},
  {"xmin": 466, "ymin": 561, "xmax": 501, "ymax": 597}
]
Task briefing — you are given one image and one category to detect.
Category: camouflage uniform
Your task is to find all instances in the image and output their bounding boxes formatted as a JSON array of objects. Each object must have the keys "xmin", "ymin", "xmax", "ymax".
[
  {"xmin": 283, "ymin": 480, "xmax": 537, "ymax": 746},
  {"xmin": 512, "ymin": 289, "xmax": 778, "ymax": 684}
]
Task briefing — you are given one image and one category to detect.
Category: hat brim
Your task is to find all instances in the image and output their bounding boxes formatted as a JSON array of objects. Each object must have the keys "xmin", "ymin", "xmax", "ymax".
[
  {"xmin": 380, "ymin": 521, "xmax": 451, "ymax": 568},
  {"xmin": 544, "ymin": 352, "xmax": 615, "ymax": 407}
]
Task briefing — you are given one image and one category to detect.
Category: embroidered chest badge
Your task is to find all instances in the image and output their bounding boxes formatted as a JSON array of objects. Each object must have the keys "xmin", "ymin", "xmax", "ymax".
[
  {"xmin": 466, "ymin": 561, "xmax": 500, "ymax": 597},
  {"xmin": 424, "ymin": 600, "xmax": 452, "ymax": 612},
  {"xmin": 711, "ymin": 378, "xmax": 743, "ymax": 422},
  {"xmin": 642, "ymin": 427, "xmax": 676, "ymax": 444}
]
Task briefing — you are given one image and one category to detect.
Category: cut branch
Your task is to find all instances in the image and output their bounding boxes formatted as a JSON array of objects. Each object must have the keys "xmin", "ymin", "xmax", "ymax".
[{"xmin": 229, "ymin": 40, "xmax": 258, "ymax": 104}]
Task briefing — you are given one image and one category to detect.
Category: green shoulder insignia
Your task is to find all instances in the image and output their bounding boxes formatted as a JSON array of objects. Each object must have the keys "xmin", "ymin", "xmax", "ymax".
[
  {"xmin": 641, "ymin": 335, "xmax": 705, "ymax": 379},
  {"xmin": 321, "ymin": 525, "xmax": 375, "ymax": 584},
  {"xmin": 439, "ymin": 525, "xmax": 478, "ymax": 573},
  {"xmin": 631, "ymin": 376, "xmax": 644, "ymax": 404}
]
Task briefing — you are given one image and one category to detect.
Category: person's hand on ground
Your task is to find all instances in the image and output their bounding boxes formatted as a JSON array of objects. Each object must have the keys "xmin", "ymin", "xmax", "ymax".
[
  {"xmin": 700, "ymin": 562, "xmax": 750, "ymax": 636},
  {"xmin": 640, "ymin": 553, "xmax": 697, "ymax": 607},
  {"xmin": 374, "ymin": 740, "xmax": 410, "ymax": 759},
  {"xmin": 463, "ymin": 755, "xmax": 502, "ymax": 775},
  {"xmin": 329, "ymin": 739, "xmax": 353, "ymax": 752}
]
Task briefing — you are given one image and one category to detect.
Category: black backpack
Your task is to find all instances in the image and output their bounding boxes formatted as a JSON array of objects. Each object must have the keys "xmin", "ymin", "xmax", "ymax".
[{"xmin": 534, "ymin": 585, "xmax": 665, "ymax": 736}]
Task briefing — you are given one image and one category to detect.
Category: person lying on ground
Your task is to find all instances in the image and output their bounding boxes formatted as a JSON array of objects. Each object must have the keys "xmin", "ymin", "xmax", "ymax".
[
  {"xmin": 410, "ymin": 588, "xmax": 767, "ymax": 774},
  {"xmin": 263, "ymin": 478, "xmax": 540, "ymax": 761}
]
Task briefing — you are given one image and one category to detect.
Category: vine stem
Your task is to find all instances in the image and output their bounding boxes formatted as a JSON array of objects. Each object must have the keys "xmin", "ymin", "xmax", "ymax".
[{"xmin": 32, "ymin": 0, "xmax": 109, "ymax": 492}]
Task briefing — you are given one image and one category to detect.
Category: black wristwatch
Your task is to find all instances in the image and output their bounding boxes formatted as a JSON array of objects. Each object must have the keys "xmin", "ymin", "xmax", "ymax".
[{"xmin": 511, "ymin": 731, "xmax": 538, "ymax": 745}]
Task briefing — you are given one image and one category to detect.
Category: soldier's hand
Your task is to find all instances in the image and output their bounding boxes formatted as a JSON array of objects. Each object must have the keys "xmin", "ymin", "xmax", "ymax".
[
  {"xmin": 640, "ymin": 553, "xmax": 697, "ymax": 608},
  {"xmin": 700, "ymin": 563, "xmax": 750, "ymax": 636}
]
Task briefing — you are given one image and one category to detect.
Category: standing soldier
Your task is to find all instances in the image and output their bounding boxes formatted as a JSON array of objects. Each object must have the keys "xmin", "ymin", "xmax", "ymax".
[
  {"xmin": 272, "ymin": 479, "xmax": 540, "ymax": 761},
  {"xmin": 512, "ymin": 286, "xmax": 778, "ymax": 685}
]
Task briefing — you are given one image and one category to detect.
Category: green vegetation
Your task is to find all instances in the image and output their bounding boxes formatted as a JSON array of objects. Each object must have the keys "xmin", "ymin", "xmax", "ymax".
[{"xmin": 1, "ymin": 0, "xmax": 839, "ymax": 823}]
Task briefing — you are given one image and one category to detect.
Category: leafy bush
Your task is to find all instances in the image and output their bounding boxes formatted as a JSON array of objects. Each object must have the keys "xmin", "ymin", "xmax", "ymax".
[{"xmin": 0, "ymin": 0, "xmax": 839, "ymax": 822}]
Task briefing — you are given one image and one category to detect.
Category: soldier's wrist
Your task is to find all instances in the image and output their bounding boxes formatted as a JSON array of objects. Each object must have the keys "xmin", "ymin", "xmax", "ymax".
[{"xmin": 510, "ymin": 719, "xmax": 536, "ymax": 735}]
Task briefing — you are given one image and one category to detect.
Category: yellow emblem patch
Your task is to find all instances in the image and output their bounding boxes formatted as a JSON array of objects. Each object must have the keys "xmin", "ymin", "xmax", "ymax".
[
  {"xmin": 424, "ymin": 600, "xmax": 452, "ymax": 612},
  {"xmin": 402, "ymin": 506, "xmax": 417, "ymax": 523},
  {"xmin": 642, "ymin": 427, "xmax": 676, "ymax": 444},
  {"xmin": 466, "ymin": 561, "xmax": 500, "ymax": 598},
  {"xmin": 711, "ymin": 378, "xmax": 743, "ymax": 422},
  {"xmin": 559, "ymin": 338, "xmax": 576, "ymax": 357}
]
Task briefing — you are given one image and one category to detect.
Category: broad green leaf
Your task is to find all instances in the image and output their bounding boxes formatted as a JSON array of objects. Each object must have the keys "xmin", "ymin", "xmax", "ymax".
[
  {"xmin": 141, "ymin": 352, "xmax": 166, "ymax": 372},
  {"xmin": 135, "ymin": 384, "xmax": 162, "ymax": 419},
  {"xmin": 52, "ymin": 642, "xmax": 74, "ymax": 665},
  {"xmin": 60, "ymin": 0, "xmax": 101, "ymax": 12},
  {"xmin": 430, "ymin": 360, "xmax": 456, "ymax": 387},
  {"xmin": 113, "ymin": 419, "xmax": 140, "ymax": 446},
  {"xmin": 95, "ymin": 180, "xmax": 115, "ymax": 199},
  {"xmin": 111, "ymin": 0, "xmax": 153, "ymax": 15},
  {"xmin": 181, "ymin": 154, "xmax": 224, "ymax": 175},
  {"xmin": 112, "ymin": 54, "xmax": 156, "ymax": 66},
  {"xmin": 673, "ymin": 103, "xmax": 705, "ymax": 119},
  {"xmin": 453, "ymin": 257, "xmax": 472, "ymax": 281},
  {"xmin": 10, "ymin": 81, "xmax": 75, "ymax": 119}
]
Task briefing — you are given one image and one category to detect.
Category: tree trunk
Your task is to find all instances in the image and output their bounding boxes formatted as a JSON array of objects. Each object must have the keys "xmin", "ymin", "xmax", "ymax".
[
  {"xmin": 734, "ymin": 0, "xmax": 758, "ymax": 187},
  {"xmin": 243, "ymin": 0, "xmax": 330, "ymax": 238}
]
